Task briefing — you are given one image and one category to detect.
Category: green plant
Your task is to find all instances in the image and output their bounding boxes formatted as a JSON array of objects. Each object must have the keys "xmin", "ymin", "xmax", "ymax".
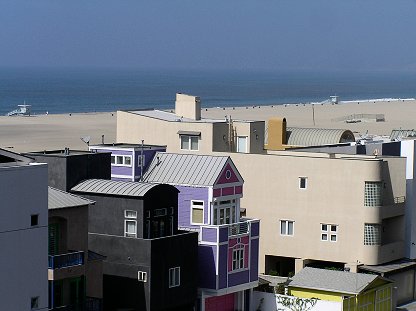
[{"xmin": 269, "ymin": 269, "xmax": 279, "ymax": 276}]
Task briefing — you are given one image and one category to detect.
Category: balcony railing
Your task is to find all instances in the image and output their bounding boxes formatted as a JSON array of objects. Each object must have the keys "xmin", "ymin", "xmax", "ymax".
[
  {"xmin": 48, "ymin": 251, "xmax": 84, "ymax": 269},
  {"xmin": 228, "ymin": 221, "xmax": 249, "ymax": 237}
]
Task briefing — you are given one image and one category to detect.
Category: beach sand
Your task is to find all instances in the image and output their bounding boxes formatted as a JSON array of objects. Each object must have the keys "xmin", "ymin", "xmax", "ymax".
[{"xmin": 1, "ymin": 99, "xmax": 415, "ymax": 153}]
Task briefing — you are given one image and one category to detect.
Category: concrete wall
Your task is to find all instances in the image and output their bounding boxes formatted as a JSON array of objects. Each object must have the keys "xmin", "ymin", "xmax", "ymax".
[{"xmin": 0, "ymin": 163, "xmax": 48, "ymax": 310}]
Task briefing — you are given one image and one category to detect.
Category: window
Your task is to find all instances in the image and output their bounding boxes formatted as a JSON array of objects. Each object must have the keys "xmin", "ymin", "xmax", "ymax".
[
  {"xmin": 180, "ymin": 135, "xmax": 199, "ymax": 151},
  {"xmin": 137, "ymin": 155, "xmax": 145, "ymax": 166},
  {"xmin": 232, "ymin": 248, "xmax": 244, "ymax": 270},
  {"xmin": 321, "ymin": 223, "xmax": 338, "ymax": 242},
  {"xmin": 31, "ymin": 296, "xmax": 39, "ymax": 309},
  {"xmin": 364, "ymin": 181, "xmax": 382, "ymax": 206},
  {"xmin": 299, "ymin": 177, "xmax": 307, "ymax": 189},
  {"xmin": 112, "ymin": 155, "xmax": 132, "ymax": 167},
  {"xmin": 169, "ymin": 267, "xmax": 180, "ymax": 288},
  {"xmin": 125, "ymin": 210, "xmax": 137, "ymax": 238},
  {"xmin": 213, "ymin": 200, "xmax": 237, "ymax": 225},
  {"xmin": 280, "ymin": 220, "xmax": 294, "ymax": 236},
  {"xmin": 191, "ymin": 201, "xmax": 204, "ymax": 224},
  {"xmin": 138, "ymin": 271, "xmax": 147, "ymax": 282},
  {"xmin": 237, "ymin": 136, "xmax": 247, "ymax": 153},
  {"xmin": 364, "ymin": 223, "xmax": 381, "ymax": 245},
  {"xmin": 31, "ymin": 214, "xmax": 39, "ymax": 226}
]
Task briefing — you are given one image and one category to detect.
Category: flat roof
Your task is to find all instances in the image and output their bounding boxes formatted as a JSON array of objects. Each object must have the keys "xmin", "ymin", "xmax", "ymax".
[
  {"xmin": 126, "ymin": 109, "xmax": 226, "ymax": 123},
  {"xmin": 24, "ymin": 149, "xmax": 101, "ymax": 157},
  {"xmin": 90, "ymin": 143, "xmax": 166, "ymax": 149}
]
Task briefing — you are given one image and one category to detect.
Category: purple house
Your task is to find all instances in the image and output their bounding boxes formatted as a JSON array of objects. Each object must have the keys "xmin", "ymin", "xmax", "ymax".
[
  {"xmin": 89, "ymin": 143, "xmax": 166, "ymax": 182},
  {"xmin": 142, "ymin": 152, "xmax": 260, "ymax": 311}
]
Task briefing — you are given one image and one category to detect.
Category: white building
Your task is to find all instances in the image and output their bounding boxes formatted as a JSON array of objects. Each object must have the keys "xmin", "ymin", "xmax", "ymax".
[{"xmin": 0, "ymin": 149, "xmax": 48, "ymax": 310}]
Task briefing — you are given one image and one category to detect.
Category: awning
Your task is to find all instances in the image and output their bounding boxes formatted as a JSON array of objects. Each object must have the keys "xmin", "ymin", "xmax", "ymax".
[{"xmin": 177, "ymin": 130, "xmax": 201, "ymax": 136}]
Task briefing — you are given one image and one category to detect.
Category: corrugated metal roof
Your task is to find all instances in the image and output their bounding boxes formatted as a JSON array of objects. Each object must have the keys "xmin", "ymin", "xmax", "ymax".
[
  {"xmin": 289, "ymin": 267, "xmax": 384, "ymax": 294},
  {"xmin": 71, "ymin": 179, "xmax": 160, "ymax": 197},
  {"xmin": 390, "ymin": 129, "xmax": 416, "ymax": 140},
  {"xmin": 286, "ymin": 127, "xmax": 355, "ymax": 146},
  {"xmin": 142, "ymin": 152, "xmax": 229, "ymax": 186},
  {"xmin": 48, "ymin": 187, "xmax": 94, "ymax": 209},
  {"xmin": 360, "ymin": 259, "xmax": 416, "ymax": 275}
]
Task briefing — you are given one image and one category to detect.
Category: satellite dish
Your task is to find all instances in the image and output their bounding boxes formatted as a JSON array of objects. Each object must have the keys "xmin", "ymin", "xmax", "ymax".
[{"xmin": 80, "ymin": 136, "xmax": 91, "ymax": 146}]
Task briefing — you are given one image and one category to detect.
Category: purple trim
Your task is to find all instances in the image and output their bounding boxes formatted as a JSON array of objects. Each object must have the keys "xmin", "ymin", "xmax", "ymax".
[
  {"xmin": 218, "ymin": 244, "xmax": 228, "ymax": 289},
  {"xmin": 221, "ymin": 187, "xmax": 234, "ymax": 196},
  {"xmin": 202, "ymin": 227, "xmax": 218, "ymax": 243},
  {"xmin": 228, "ymin": 269, "xmax": 250, "ymax": 287},
  {"xmin": 250, "ymin": 238, "xmax": 259, "ymax": 282},
  {"xmin": 250, "ymin": 221, "xmax": 259, "ymax": 237},
  {"xmin": 218, "ymin": 227, "xmax": 228, "ymax": 243}
]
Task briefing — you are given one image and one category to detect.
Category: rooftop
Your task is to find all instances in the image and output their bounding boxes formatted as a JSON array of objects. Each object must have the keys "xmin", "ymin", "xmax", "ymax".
[
  {"xmin": 48, "ymin": 187, "xmax": 95, "ymax": 209},
  {"xmin": 90, "ymin": 143, "xmax": 166, "ymax": 149},
  {"xmin": 0, "ymin": 148, "xmax": 34, "ymax": 168},
  {"xmin": 288, "ymin": 267, "xmax": 390, "ymax": 295},
  {"xmin": 25, "ymin": 149, "xmax": 97, "ymax": 157}
]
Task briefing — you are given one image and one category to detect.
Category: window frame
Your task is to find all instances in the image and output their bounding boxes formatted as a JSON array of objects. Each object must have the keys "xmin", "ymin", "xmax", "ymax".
[
  {"xmin": 190, "ymin": 200, "xmax": 204, "ymax": 225},
  {"xmin": 321, "ymin": 223, "xmax": 338, "ymax": 242},
  {"xmin": 299, "ymin": 177, "xmax": 308, "ymax": 189},
  {"xmin": 180, "ymin": 135, "xmax": 199, "ymax": 151},
  {"xmin": 280, "ymin": 220, "xmax": 294, "ymax": 236},
  {"xmin": 236, "ymin": 136, "xmax": 248, "ymax": 153},
  {"xmin": 138, "ymin": 271, "xmax": 147, "ymax": 282},
  {"xmin": 112, "ymin": 155, "xmax": 133, "ymax": 167},
  {"xmin": 232, "ymin": 248, "xmax": 245, "ymax": 271},
  {"xmin": 169, "ymin": 267, "xmax": 180, "ymax": 288},
  {"xmin": 124, "ymin": 210, "xmax": 138, "ymax": 238}
]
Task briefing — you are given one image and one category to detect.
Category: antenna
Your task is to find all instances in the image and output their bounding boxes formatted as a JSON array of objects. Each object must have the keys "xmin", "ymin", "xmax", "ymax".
[{"xmin": 80, "ymin": 136, "xmax": 91, "ymax": 147}]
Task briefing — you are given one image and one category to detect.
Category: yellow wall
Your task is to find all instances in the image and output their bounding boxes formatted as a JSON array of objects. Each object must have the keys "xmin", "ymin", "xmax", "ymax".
[{"xmin": 289, "ymin": 288, "xmax": 345, "ymax": 302}]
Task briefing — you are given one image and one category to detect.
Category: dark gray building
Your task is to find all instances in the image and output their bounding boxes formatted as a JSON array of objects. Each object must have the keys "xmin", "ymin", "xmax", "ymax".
[{"xmin": 71, "ymin": 179, "xmax": 198, "ymax": 311}]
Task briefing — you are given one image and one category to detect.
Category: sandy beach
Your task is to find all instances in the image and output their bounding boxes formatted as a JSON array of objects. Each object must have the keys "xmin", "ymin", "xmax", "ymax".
[{"xmin": 1, "ymin": 99, "xmax": 415, "ymax": 153}]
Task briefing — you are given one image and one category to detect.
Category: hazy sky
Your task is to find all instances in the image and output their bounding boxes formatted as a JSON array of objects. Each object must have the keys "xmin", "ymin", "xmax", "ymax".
[{"xmin": 1, "ymin": 0, "xmax": 416, "ymax": 72}]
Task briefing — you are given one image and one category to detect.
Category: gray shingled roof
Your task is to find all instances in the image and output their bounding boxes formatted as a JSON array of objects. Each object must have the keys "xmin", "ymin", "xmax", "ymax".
[
  {"xmin": 142, "ymin": 152, "xmax": 231, "ymax": 186},
  {"xmin": 48, "ymin": 187, "xmax": 94, "ymax": 209},
  {"xmin": 71, "ymin": 179, "xmax": 160, "ymax": 197},
  {"xmin": 289, "ymin": 267, "xmax": 385, "ymax": 295},
  {"xmin": 286, "ymin": 127, "xmax": 355, "ymax": 146}
]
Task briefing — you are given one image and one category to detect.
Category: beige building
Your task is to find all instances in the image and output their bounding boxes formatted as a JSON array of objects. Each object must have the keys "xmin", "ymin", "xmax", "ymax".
[{"xmin": 117, "ymin": 93, "xmax": 407, "ymax": 275}]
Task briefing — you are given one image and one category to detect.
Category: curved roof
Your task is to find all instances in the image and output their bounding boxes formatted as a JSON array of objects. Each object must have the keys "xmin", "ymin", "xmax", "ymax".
[
  {"xmin": 286, "ymin": 127, "xmax": 355, "ymax": 147},
  {"xmin": 71, "ymin": 179, "xmax": 160, "ymax": 197}
]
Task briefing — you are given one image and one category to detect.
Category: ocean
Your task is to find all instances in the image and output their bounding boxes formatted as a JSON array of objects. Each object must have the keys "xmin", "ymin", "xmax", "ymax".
[{"xmin": 0, "ymin": 68, "xmax": 415, "ymax": 115}]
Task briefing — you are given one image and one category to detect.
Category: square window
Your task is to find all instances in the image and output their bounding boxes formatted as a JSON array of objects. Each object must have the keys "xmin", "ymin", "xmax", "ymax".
[
  {"xmin": 31, "ymin": 214, "xmax": 39, "ymax": 226},
  {"xmin": 331, "ymin": 234, "xmax": 337, "ymax": 242},
  {"xmin": 111, "ymin": 156, "xmax": 115, "ymax": 164},
  {"xmin": 169, "ymin": 267, "xmax": 180, "ymax": 288},
  {"xmin": 124, "ymin": 156, "xmax": 131, "ymax": 166},
  {"xmin": 125, "ymin": 220, "xmax": 137, "ymax": 238},
  {"xmin": 31, "ymin": 296, "xmax": 39, "ymax": 309},
  {"xmin": 331, "ymin": 225, "xmax": 337, "ymax": 232},
  {"xmin": 321, "ymin": 233, "xmax": 328, "ymax": 241},
  {"xmin": 191, "ymin": 201, "xmax": 204, "ymax": 224},
  {"xmin": 321, "ymin": 223, "xmax": 338, "ymax": 242},
  {"xmin": 321, "ymin": 224, "xmax": 327, "ymax": 231},
  {"xmin": 299, "ymin": 177, "xmax": 307, "ymax": 189},
  {"xmin": 116, "ymin": 156, "xmax": 123, "ymax": 165}
]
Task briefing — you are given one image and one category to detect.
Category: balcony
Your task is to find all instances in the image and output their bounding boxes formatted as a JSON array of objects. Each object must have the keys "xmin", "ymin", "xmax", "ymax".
[{"xmin": 48, "ymin": 251, "xmax": 84, "ymax": 269}]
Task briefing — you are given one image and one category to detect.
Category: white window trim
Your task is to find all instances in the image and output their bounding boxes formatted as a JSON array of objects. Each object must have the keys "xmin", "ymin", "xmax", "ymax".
[
  {"xmin": 138, "ymin": 271, "xmax": 147, "ymax": 282},
  {"xmin": 169, "ymin": 267, "xmax": 180, "ymax": 288},
  {"xmin": 321, "ymin": 223, "xmax": 338, "ymax": 242},
  {"xmin": 236, "ymin": 136, "xmax": 248, "ymax": 153},
  {"xmin": 299, "ymin": 177, "xmax": 308, "ymax": 189},
  {"xmin": 180, "ymin": 135, "xmax": 199, "ymax": 151},
  {"xmin": 232, "ymin": 248, "xmax": 245, "ymax": 271},
  {"xmin": 280, "ymin": 220, "xmax": 294, "ymax": 236},
  {"xmin": 112, "ymin": 155, "xmax": 133, "ymax": 167},
  {"xmin": 190, "ymin": 200, "xmax": 204, "ymax": 225},
  {"xmin": 125, "ymin": 210, "xmax": 137, "ymax": 238}
]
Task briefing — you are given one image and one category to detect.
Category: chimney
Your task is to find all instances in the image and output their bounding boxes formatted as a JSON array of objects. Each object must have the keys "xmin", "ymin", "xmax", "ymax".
[{"xmin": 175, "ymin": 93, "xmax": 201, "ymax": 120}]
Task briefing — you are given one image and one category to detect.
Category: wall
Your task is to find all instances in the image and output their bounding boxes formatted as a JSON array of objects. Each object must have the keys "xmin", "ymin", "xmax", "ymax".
[
  {"xmin": 252, "ymin": 292, "xmax": 342, "ymax": 311},
  {"xmin": 176, "ymin": 185, "xmax": 210, "ymax": 228},
  {"xmin": 0, "ymin": 163, "xmax": 48, "ymax": 310}
]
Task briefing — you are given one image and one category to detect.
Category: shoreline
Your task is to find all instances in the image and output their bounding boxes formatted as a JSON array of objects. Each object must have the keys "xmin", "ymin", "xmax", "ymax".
[{"xmin": 1, "ymin": 98, "xmax": 416, "ymax": 153}]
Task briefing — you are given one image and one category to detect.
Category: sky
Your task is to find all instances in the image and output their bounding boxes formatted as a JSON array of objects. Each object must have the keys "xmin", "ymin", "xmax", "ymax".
[{"xmin": 1, "ymin": 0, "xmax": 416, "ymax": 72}]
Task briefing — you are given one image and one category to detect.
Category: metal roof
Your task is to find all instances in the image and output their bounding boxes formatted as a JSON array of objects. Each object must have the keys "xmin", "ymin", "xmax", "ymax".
[
  {"xmin": 71, "ymin": 179, "xmax": 160, "ymax": 197},
  {"xmin": 288, "ymin": 267, "xmax": 386, "ymax": 295},
  {"xmin": 127, "ymin": 109, "xmax": 224, "ymax": 123},
  {"xmin": 48, "ymin": 187, "xmax": 94, "ymax": 209},
  {"xmin": 286, "ymin": 127, "xmax": 355, "ymax": 147},
  {"xmin": 360, "ymin": 259, "xmax": 416, "ymax": 275},
  {"xmin": 390, "ymin": 129, "xmax": 416, "ymax": 141},
  {"xmin": 142, "ymin": 152, "xmax": 230, "ymax": 186}
]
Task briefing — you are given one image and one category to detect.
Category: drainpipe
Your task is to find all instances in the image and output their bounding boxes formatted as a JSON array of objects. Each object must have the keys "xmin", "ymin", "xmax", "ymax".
[{"xmin": 140, "ymin": 140, "xmax": 144, "ymax": 181}]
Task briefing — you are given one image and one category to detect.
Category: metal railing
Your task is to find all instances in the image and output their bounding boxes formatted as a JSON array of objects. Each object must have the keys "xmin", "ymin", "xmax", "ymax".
[
  {"xmin": 228, "ymin": 221, "xmax": 249, "ymax": 237},
  {"xmin": 48, "ymin": 251, "xmax": 84, "ymax": 269}
]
